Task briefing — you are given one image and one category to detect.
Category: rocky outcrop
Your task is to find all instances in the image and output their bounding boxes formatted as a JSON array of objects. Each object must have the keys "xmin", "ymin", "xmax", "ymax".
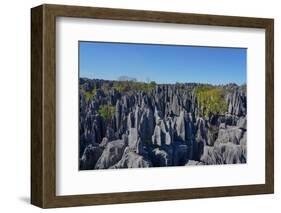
[
  {"xmin": 128, "ymin": 128, "xmax": 144, "ymax": 154},
  {"xmin": 79, "ymin": 144, "xmax": 103, "ymax": 170},
  {"xmin": 149, "ymin": 148, "xmax": 171, "ymax": 167},
  {"xmin": 152, "ymin": 119, "xmax": 172, "ymax": 146},
  {"xmin": 79, "ymin": 79, "xmax": 247, "ymax": 170},
  {"xmin": 172, "ymin": 142, "xmax": 190, "ymax": 166},
  {"xmin": 94, "ymin": 139, "xmax": 126, "ymax": 169},
  {"xmin": 185, "ymin": 160, "xmax": 204, "ymax": 166},
  {"xmin": 200, "ymin": 120, "xmax": 247, "ymax": 165},
  {"xmin": 200, "ymin": 142, "xmax": 246, "ymax": 165},
  {"xmin": 226, "ymin": 88, "xmax": 247, "ymax": 116},
  {"xmin": 110, "ymin": 147, "xmax": 152, "ymax": 169},
  {"xmin": 139, "ymin": 107, "xmax": 155, "ymax": 144},
  {"xmin": 216, "ymin": 126, "xmax": 244, "ymax": 145}
]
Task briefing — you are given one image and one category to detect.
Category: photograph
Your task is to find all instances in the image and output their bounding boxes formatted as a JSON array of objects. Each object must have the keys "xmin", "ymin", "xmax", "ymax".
[
  {"xmin": 78, "ymin": 41, "xmax": 247, "ymax": 170},
  {"xmin": 29, "ymin": 4, "xmax": 274, "ymax": 208}
]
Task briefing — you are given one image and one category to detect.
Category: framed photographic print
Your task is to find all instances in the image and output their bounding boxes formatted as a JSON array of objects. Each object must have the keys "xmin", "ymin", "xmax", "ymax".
[{"xmin": 31, "ymin": 4, "xmax": 274, "ymax": 208}]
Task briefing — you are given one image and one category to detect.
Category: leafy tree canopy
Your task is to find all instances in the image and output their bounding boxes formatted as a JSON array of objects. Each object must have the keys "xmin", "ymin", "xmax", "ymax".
[
  {"xmin": 195, "ymin": 86, "xmax": 227, "ymax": 118},
  {"xmin": 112, "ymin": 80, "xmax": 156, "ymax": 93},
  {"xmin": 98, "ymin": 104, "xmax": 115, "ymax": 122},
  {"xmin": 83, "ymin": 86, "xmax": 97, "ymax": 102}
]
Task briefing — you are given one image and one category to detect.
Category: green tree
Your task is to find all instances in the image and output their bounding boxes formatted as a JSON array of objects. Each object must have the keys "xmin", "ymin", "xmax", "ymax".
[
  {"xmin": 98, "ymin": 104, "xmax": 115, "ymax": 122},
  {"xmin": 113, "ymin": 81, "xmax": 129, "ymax": 93},
  {"xmin": 83, "ymin": 86, "xmax": 97, "ymax": 101},
  {"xmin": 195, "ymin": 86, "xmax": 227, "ymax": 118},
  {"xmin": 113, "ymin": 80, "xmax": 156, "ymax": 93},
  {"xmin": 147, "ymin": 81, "xmax": 156, "ymax": 91}
]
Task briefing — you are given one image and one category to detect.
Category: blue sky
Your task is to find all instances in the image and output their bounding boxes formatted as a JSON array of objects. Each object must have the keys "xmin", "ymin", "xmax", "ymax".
[{"xmin": 79, "ymin": 41, "xmax": 246, "ymax": 85}]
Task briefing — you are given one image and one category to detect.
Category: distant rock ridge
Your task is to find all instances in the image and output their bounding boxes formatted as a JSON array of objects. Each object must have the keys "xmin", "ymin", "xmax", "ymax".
[{"xmin": 79, "ymin": 78, "xmax": 247, "ymax": 170}]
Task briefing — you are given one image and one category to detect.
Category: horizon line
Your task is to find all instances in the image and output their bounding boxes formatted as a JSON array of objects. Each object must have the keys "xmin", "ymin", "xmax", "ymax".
[{"xmin": 79, "ymin": 77, "xmax": 246, "ymax": 86}]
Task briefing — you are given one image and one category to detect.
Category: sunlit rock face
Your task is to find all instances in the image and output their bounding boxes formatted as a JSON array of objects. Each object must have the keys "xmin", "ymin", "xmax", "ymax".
[{"xmin": 79, "ymin": 78, "xmax": 247, "ymax": 170}]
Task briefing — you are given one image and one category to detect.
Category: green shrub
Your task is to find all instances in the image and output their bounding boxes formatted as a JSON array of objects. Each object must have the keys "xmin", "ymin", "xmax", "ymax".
[
  {"xmin": 113, "ymin": 80, "xmax": 156, "ymax": 93},
  {"xmin": 98, "ymin": 104, "xmax": 115, "ymax": 121},
  {"xmin": 195, "ymin": 86, "xmax": 227, "ymax": 118},
  {"xmin": 147, "ymin": 81, "xmax": 156, "ymax": 91},
  {"xmin": 83, "ymin": 86, "xmax": 97, "ymax": 101}
]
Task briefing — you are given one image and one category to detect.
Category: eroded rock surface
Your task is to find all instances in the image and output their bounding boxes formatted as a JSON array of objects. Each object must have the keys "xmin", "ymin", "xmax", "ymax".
[{"xmin": 79, "ymin": 79, "xmax": 247, "ymax": 170}]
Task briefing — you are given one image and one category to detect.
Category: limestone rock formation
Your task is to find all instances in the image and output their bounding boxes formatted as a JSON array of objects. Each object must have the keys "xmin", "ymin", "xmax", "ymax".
[
  {"xmin": 79, "ymin": 79, "xmax": 247, "ymax": 170},
  {"xmin": 94, "ymin": 139, "xmax": 126, "ymax": 169},
  {"xmin": 80, "ymin": 144, "xmax": 103, "ymax": 170},
  {"xmin": 110, "ymin": 147, "xmax": 152, "ymax": 169}
]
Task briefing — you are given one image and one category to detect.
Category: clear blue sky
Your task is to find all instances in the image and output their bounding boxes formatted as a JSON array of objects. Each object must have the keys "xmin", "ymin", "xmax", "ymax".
[{"xmin": 79, "ymin": 41, "xmax": 246, "ymax": 85}]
